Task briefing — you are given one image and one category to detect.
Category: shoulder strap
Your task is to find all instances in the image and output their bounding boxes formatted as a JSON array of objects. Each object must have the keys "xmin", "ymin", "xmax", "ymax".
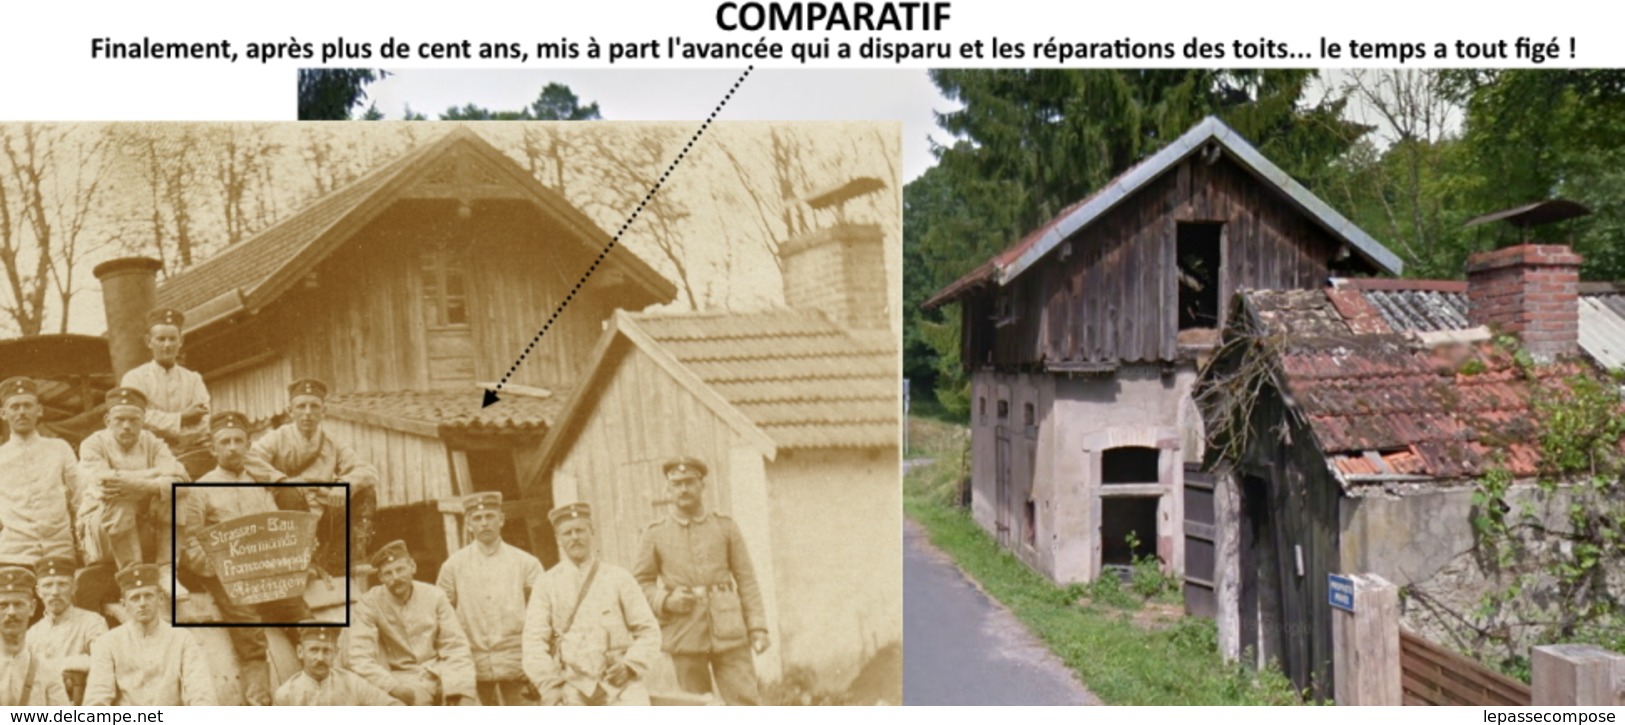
[
  {"xmin": 19, "ymin": 651, "xmax": 38, "ymax": 705},
  {"xmin": 561, "ymin": 562, "xmax": 600, "ymax": 637}
]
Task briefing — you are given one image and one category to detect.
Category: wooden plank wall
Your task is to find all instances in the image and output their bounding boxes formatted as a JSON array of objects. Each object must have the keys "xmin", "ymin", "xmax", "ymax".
[
  {"xmin": 972, "ymin": 155, "xmax": 1350, "ymax": 369},
  {"xmin": 323, "ymin": 416, "xmax": 454, "ymax": 509},
  {"xmin": 207, "ymin": 356, "xmax": 292, "ymax": 425},
  {"xmin": 1400, "ymin": 630, "xmax": 1533, "ymax": 705}
]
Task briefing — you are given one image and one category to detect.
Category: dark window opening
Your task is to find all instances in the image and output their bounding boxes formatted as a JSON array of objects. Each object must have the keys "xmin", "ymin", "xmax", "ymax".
[
  {"xmin": 997, "ymin": 400, "xmax": 1009, "ymax": 419},
  {"xmin": 979, "ymin": 397, "xmax": 987, "ymax": 423},
  {"xmin": 422, "ymin": 247, "xmax": 471, "ymax": 327},
  {"xmin": 1024, "ymin": 500, "xmax": 1037, "ymax": 547},
  {"xmin": 1101, "ymin": 496, "xmax": 1160, "ymax": 567},
  {"xmin": 1177, "ymin": 222, "xmax": 1223, "ymax": 331},
  {"xmin": 1023, "ymin": 402, "xmax": 1035, "ymax": 426},
  {"xmin": 1102, "ymin": 446, "xmax": 1160, "ymax": 484}
]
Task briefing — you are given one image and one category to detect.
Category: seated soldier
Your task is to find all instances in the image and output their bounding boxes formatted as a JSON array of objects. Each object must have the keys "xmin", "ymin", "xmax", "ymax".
[
  {"xmin": 248, "ymin": 379, "xmax": 379, "ymax": 575},
  {"xmin": 120, "ymin": 307, "xmax": 212, "ymax": 479},
  {"xmin": 26, "ymin": 557, "xmax": 107, "ymax": 705},
  {"xmin": 82, "ymin": 564, "xmax": 215, "ymax": 706},
  {"xmin": 349, "ymin": 540, "xmax": 477, "ymax": 706},
  {"xmin": 179, "ymin": 410, "xmax": 314, "ymax": 705},
  {"xmin": 75, "ymin": 388, "xmax": 189, "ymax": 612},
  {"xmin": 274, "ymin": 628, "xmax": 403, "ymax": 706},
  {"xmin": 1, "ymin": 566, "xmax": 70, "ymax": 705}
]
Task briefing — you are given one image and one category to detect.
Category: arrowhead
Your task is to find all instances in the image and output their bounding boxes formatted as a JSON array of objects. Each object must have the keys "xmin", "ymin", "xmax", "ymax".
[{"xmin": 481, "ymin": 389, "xmax": 501, "ymax": 408}]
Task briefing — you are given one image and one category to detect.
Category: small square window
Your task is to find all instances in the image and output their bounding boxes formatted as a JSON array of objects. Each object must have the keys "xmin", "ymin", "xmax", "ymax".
[{"xmin": 997, "ymin": 400, "xmax": 1009, "ymax": 419}]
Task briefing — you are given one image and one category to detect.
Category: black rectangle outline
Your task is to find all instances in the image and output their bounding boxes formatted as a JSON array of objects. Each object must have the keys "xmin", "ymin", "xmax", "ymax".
[{"xmin": 169, "ymin": 482, "xmax": 350, "ymax": 629}]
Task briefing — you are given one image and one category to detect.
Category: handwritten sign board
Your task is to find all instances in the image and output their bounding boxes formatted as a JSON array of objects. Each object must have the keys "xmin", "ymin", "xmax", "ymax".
[
  {"xmin": 197, "ymin": 510, "xmax": 320, "ymax": 606},
  {"xmin": 1328, "ymin": 573, "xmax": 1355, "ymax": 613}
]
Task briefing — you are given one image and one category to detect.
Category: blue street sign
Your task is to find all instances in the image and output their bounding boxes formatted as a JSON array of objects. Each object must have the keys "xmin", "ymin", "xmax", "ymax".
[{"xmin": 1328, "ymin": 574, "xmax": 1355, "ymax": 612}]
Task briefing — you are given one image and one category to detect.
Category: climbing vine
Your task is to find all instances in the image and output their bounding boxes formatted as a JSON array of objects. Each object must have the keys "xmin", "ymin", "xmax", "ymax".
[{"xmin": 1465, "ymin": 344, "xmax": 1625, "ymax": 676}]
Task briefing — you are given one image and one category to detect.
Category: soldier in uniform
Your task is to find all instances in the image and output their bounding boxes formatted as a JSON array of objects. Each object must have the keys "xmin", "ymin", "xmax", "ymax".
[
  {"xmin": 119, "ymin": 307, "xmax": 211, "ymax": 478},
  {"xmin": 0, "ymin": 377, "xmax": 81, "ymax": 565},
  {"xmin": 274, "ymin": 627, "xmax": 402, "ymax": 706},
  {"xmin": 81, "ymin": 563, "xmax": 215, "ymax": 706},
  {"xmin": 634, "ymin": 456, "xmax": 770, "ymax": 705},
  {"xmin": 26, "ymin": 557, "xmax": 106, "ymax": 704},
  {"xmin": 349, "ymin": 540, "xmax": 478, "ymax": 706},
  {"xmin": 76, "ymin": 387, "xmax": 189, "ymax": 611},
  {"xmin": 436, "ymin": 491, "xmax": 545, "ymax": 705},
  {"xmin": 248, "ymin": 378, "xmax": 379, "ymax": 574},
  {"xmin": 178, "ymin": 410, "xmax": 314, "ymax": 705},
  {"xmin": 0, "ymin": 566, "xmax": 69, "ymax": 705},
  {"xmin": 521, "ymin": 503, "xmax": 660, "ymax": 706}
]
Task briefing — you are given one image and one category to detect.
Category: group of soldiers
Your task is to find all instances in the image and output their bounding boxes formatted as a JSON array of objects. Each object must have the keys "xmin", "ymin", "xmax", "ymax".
[{"xmin": 0, "ymin": 306, "xmax": 774, "ymax": 707}]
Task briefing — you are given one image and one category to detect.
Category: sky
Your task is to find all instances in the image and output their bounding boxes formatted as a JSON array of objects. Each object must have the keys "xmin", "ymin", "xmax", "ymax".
[{"xmin": 365, "ymin": 69, "xmax": 961, "ymax": 183}]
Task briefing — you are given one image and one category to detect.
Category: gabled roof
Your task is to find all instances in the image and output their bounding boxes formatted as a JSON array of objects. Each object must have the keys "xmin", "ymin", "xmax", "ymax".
[
  {"xmin": 157, "ymin": 126, "xmax": 677, "ymax": 334},
  {"xmin": 924, "ymin": 116, "xmax": 1402, "ymax": 310},
  {"xmin": 1210, "ymin": 284, "xmax": 1621, "ymax": 491},
  {"xmin": 536, "ymin": 308, "xmax": 898, "ymax": 471}
]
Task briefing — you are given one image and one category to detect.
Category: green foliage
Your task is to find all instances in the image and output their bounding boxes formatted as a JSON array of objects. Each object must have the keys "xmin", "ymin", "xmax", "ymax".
[
  {"xmin": 297, "ymin": 69, "xmax": 387, "ymax": 120},
  {"xmin": 438, "ymin": 83, "xmax": 603, "ymax": 121}
]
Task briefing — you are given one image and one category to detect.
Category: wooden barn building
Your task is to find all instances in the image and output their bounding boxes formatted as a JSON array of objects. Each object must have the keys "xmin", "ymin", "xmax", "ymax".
[
  {"xmin": 143, "ymin": 126, "xmax": 678, "ymax": 573},
  {"xmin": 532, "ymin": 212, "xmax": 901, "ymax": 692},
  {"xmin": 922, "ymin": 116, "xmax": 1402, "ymax": 588}
]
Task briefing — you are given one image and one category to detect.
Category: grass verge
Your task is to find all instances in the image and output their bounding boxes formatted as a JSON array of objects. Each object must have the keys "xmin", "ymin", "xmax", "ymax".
[{"xmin": 905, "ymin": 416, "xmax": 1310, "ymax": 706}]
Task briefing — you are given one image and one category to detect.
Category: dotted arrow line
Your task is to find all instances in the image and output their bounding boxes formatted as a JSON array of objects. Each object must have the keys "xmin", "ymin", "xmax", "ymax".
[{"xmin": 485, "ymin": 65, "xmax": 754, "ymax": 408}]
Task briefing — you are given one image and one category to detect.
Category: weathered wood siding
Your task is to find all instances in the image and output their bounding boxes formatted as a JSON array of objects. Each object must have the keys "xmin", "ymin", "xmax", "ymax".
[
  {"xmin": 205, "ymin": 356, "xmax": 292, "ymax": 425},
  {"xmin": 321, "ymin": 416, "xmax": 453, "ymax": 508},
  {"xmin": 965, "ymin": 154, "xmax": 1364, "ymax": 369},
  {"xmin": 185, "ymin": 199, "xmax": 631, "ymax": 395}
]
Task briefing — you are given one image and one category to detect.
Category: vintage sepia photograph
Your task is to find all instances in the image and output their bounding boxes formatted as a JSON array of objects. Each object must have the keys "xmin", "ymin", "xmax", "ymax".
[{"xmin": 0, "ymin": 118, "xmax": 902, "ymax": 706}]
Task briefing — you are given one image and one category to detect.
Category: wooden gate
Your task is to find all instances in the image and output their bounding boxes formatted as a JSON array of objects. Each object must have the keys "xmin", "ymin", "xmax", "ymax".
[
  {"xmin": 1182, "ymin": 465, "xmax": 1217, "ymax": 617},
  {"xmin": 1400, "ymin": 630, "xmax": 1531, "ymax": 705}
]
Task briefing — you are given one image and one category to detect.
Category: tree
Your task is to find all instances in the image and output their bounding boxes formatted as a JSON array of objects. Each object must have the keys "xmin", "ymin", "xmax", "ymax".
[
  {"xmin": 0, "ymin": 124, "xmax": 110, "ymax": 335},
  {"xmin": 298, "ymin": 69, "xmax": 387, "ymax": 120}
]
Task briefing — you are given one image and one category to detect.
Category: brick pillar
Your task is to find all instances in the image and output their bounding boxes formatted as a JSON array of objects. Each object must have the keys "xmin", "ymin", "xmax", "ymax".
[
  {"xmin": 1465, "ymin": 244, "xmax": 1582, "ymax": 361},
  {"xmin": 780, "ymin": 223, "xmax": 887, "ymax": 329}
]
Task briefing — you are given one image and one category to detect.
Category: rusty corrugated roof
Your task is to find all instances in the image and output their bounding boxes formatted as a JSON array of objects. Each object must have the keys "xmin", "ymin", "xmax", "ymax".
[{"xmin": 629, "ymin": 310, "xmax": 898, "ymax": 449}]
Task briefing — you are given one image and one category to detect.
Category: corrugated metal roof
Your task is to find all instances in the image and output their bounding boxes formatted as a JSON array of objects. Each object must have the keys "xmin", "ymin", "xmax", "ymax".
[
  {"xmin": 1362, "ymin": 289, "xmax": 1470, "ymax": 333},
  {"xmin": 923, "ymin": 116, "xmax": 1402, "ymax": 309},
  {"xmin": 1579, "ymin": 295, "xmax": 1625, "ymax": 370},
  {"xmin": 630, "ymin": 310, "xmax": 898, "ymax": 449}
]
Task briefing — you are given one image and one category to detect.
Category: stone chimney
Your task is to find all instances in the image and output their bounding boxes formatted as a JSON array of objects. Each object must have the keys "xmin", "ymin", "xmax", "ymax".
[
  {"xmin": 93, "ymin": 257, "xmax": 163, "ymax": 380},
  {"xmin": 1465, "ymin": 244, "xmax": 1582, "ymax": 360},
  {"xmin": 783, "ymin": 176, "xmax": 889, "ymax": 330},
  {"xmin": 781, "ymin": 222, "xmax": 888, "ymax": 330}
]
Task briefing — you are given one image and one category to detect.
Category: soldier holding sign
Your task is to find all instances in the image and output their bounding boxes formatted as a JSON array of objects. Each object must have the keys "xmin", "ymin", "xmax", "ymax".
[
  {"xmin": 180, "ymin": 411, "xmax": 316, "ymax": 705},
  {"xmin": 82, "ymin": 564, "xmax": 215, "ymax": 706},
  {"xmin": 437, "ymin": 492, "xmax": 545, "ymax": 706},
  {"xmin": 274, "ymin": 628, "xmax": 402, "ymax": 706},
  {"xmin": 0, "ymin": 566, "xmax": 69, "ymax": 706},
  {"xmin": 349, "ymin": 540, "xmax": 478, "ymax": 706}
]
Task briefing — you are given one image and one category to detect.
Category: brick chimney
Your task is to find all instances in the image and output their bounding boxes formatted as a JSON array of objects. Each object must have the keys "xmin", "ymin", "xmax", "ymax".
[
  {"xmin": 93, "ymin": 256, "xmax": 164, "ymax": 380},
  {"xmin": 780, "ymin": 222, "xmax": 888, "ymax": 329},
  {"xmin": 1465, "ymin": 244, "xmax": 1582, "ymax": 360}
]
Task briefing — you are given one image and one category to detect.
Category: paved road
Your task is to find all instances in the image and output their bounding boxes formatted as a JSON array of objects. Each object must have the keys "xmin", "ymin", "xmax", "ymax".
[{"xmin": 903, "ymin": 519, "xmax": 1100, "ymax": 705}]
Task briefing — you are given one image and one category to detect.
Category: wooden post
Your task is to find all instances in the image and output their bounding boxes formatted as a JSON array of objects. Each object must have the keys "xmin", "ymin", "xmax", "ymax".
[
  {"xmin": 1532, "ymin": 644, "xmax": 1625, "ymax": 705},
  {"xmin": 1331, "ymin": 573, "xmax": 1401, "ymax": 706}
]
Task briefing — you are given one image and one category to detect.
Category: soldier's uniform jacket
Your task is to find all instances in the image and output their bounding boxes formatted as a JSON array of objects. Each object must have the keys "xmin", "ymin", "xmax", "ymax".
[
  {"xmin": 273, "ymin": 668, "xmax": 401, "ymax": 706},
  {"xmin": 81, "ymin": 621, "xmax": 215, "ymax": 706},
  {"xmin": 121, "ymin": 361, "xmax": 211, "ymax": 449},
  {"xmin": 0, "ymin": 432, "xmax": 80, "ymax": 564},
  {"xmin": 249, "ymin": 424, "xmax": 379, "ymax": 493},
  {"xmin": 0, "ymin": 647, "xmax": 69, "ymax": 706},
  {"xmin": 520, "ymin": 558, "xmax": 660, "ymax": 704},
  {"xmin": 633, "ymin": 512, "xmax": 767, "ymax": 654},
  {"xmin": 75, "ymin": 429, "xmax": 187, "ymax": 564},
  {"xmin": 436, "ymin": 541, "xmax": 544, "ymax": 682},
  {"xmin": 178, "ymin": 466, "xmax": 283, "ymax": 576},
  {"xmin": 26, "ymin": 606, "xmax": 108, "ymax": 674},
  {"xmin": 348, "ymin": 581, "xmax": 477, "ymax": 704}
]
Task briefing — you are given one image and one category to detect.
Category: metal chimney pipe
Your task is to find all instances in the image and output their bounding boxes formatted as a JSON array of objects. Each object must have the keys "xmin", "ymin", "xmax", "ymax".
[{"xmin": 93, "ymin": 257, "xmax": 163, "ymax": 381}]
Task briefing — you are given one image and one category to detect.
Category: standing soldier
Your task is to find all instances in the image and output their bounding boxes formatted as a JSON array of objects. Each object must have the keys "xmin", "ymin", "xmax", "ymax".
[
  {"xmin": 120, "ymin": 307, "xmax": 211, "ymax": 478},
  {"xmin": 26, "ymin": 557, "xmax": 107, "ymax": 704},
  {"xmin": 0, "ymin": 377, "xmax": 81, "ymax": 565},
  {"xmin": 249, "ymin": 378, "xmax": 380, "ymax": 573},
  {"xmin": 436, "ymin": 492, "xmax": 544, "ymax": 705},
  {"xmin": 0, "ymin": 566, "xmax": 69, "ymax": 705},
  {"xmin": 76, "ymin": 388, "xmax": 188, "ymax": 604},
  {"xmin": 349, "ymin": 540, "xmax": 478, "ymax": 706},
  {"xmin": 81, "ymin": 563, "xmax": 215, "ymax": 706},
  {"xmin": 634, "ymin": 456, "xmax": 770, "ymax": 705},
  {"xmin": 179, "ymin": 411, "xmax": 313, "ymax": 705},
  {"xmin": 522, "ymin": 503, "xmax": 660, "ymax": 706},
  {"xmin": 274, "ymin": 628, "xmax": 403, "ymax": 706}
]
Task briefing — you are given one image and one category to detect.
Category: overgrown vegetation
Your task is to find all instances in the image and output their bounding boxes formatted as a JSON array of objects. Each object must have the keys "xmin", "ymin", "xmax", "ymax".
[
  {"xmin": 905, "ymin": 416, "xmax": 1310, "ymax": 705},
  {"xmin": 1463, "ymin": 349, "xmax": 1625, "ymax": 680}
]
